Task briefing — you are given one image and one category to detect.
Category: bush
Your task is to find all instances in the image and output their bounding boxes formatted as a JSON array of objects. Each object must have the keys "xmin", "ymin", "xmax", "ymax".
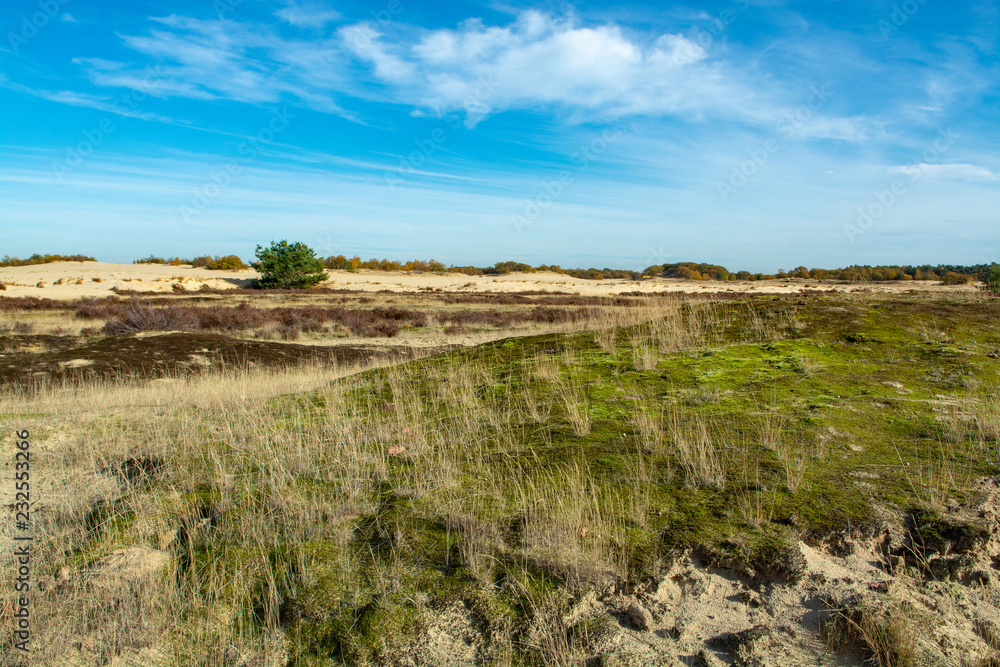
[
  {"xmin": 207, "ymin": 255, "xmax": 248, "ymax": 271},
  {"xmin": 941, "ymin": 271, "xmax": 971, "ymax": 285},
  {"xmin": 189, "ymin": 256, "xmax": 212, "ymax": 268},
  {"xmin": 251, "ymin": 241, "xmax": 326, "ymax": 289}
]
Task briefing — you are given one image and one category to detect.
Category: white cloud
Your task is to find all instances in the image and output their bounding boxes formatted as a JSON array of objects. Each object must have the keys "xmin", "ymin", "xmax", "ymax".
[
  {"xmin": 54, "ymin": 10, "xmax": 881, "ymax": 135},
  {"xmin": 276, "ymin": 2, "xmax": 341, "ymax": 29},
  {"xmin": 61, "ymin": 13, "xmax": 78, "ymax": 23},
  {"xmin": 338, "ymin": 12, "xmax": 735, "ymax": 125},
  {"xmin": 889, "ymin": 163, "xmax": 999, "ymax": 181}
]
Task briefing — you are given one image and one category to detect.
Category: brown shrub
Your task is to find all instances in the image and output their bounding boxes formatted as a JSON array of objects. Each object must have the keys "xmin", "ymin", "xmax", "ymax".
[
  {"xmin": 75, "ymin": 297, "xmax": 123, "ymax": 320},
  {"xmin": 0, "ymin": 296, "xmax": 70, "ymax": 311},
  {"xmin": 94, "ymin": 300, "xmax": 424, "ymax": 338},
  {"xmin": 438, "ymin": 306, "xmax": 594, "ymax": 328},
  {"xmin": 102, "ymin": 301, "xmax": 177, "ymax": 335}
]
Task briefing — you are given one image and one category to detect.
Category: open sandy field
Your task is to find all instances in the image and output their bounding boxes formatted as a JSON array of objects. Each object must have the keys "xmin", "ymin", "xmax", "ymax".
[{"xmin": 0, "ymin": 261, "xmax": 979, "ymax": 299}]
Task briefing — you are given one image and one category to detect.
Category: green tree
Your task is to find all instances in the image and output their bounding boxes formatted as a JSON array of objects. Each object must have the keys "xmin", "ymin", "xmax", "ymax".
[
  {"xmin": 981, "ymin": 264, "xmax": 1000, "ymax": 293},
  {"xmin": 251, "ymin": 240, "xmax": 326, "ymax": 289}
]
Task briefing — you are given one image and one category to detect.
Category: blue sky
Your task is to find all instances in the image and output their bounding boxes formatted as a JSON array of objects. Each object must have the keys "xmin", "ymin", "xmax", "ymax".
[{"xmin": 1, "ymin": 0, "xmax": 997, "ymax": 272}]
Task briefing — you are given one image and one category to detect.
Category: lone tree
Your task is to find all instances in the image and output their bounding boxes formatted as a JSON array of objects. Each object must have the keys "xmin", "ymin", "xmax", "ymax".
[{"xmin": 251, "ymin": 240, "xmax": 326, "ymax": 289}]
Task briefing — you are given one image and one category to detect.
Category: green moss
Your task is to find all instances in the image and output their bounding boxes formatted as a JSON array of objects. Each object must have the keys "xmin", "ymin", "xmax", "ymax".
[{"xmin": 74, "ymin": 294, "xmax": 998, "ymax": 665}]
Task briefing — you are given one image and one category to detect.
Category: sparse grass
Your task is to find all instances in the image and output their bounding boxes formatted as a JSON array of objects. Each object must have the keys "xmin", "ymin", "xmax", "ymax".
[
  {"xmin": 2, "ymin": 293, "xmax": 998, "ymax": 665},
  {"xmin": 668, "ymin": 409, "xmax": 726, "ymax": 489},
  {"xmin": 594, "ymin": 326, "xmax": 617, "ymax": 355},
  {"xmin": 629, "ymin": 328, "xmax": 658, "ymax": 371},
  {"xmin": 824, "ymin": 596, "xmax": 921, "ymax": 667},
  {"xmin": 558, "ymin": 376, "xmax": 592, "ymax": 437}
]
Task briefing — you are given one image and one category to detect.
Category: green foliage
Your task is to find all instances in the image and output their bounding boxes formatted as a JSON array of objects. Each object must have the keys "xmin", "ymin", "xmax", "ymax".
[
  {"xmin": 981, "ymin": 264, "xmax": 1000, "ymax": 293},
  {"xmin": 251, "ymin": 240, "xmax": 326, "ymax": 289}
]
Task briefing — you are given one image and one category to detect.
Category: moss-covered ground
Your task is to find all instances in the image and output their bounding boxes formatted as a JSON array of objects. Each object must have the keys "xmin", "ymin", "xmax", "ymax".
[{"xmin": 10, "ymin": 293, "xmax": 999, "ymax": 665}]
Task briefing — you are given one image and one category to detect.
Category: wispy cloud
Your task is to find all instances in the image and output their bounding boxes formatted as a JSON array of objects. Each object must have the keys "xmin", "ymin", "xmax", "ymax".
[
  {"xmin": 889, "ymin": 163, "xmax": 999, "ymax": 181},
  {"xmin": 276, "ymin": 1, "xmax": 341, "ymax": 29},
  {"xmin": 0, "ymin": 78, "xmax": 175, "ymax": 122}
]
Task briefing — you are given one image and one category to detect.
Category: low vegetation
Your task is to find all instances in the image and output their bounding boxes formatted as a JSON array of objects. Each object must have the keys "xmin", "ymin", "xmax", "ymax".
[
  {"xmin": 89, "ymin": 301, "xmax": 430, "ymax": 338},
  {"xmin": 3, "ymin": 291, "xmax": 997, "ymax": 665},
  {"xmin": 133, "ymin": 254, "xmax": 248, "ymax": 269},
  {"xmin": 0, "ymin": 253, "xmax": 95, "ymax": 267},
  {"xmin": 320, "ymin": 255, "xmax": 998, "ymax": 282}
]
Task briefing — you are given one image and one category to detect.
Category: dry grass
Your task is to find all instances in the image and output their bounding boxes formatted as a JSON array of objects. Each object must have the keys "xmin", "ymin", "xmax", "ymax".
[
  {"xmin": 593, "ymin": 326, "xmax": 617, "ymax": 354},
  {"xmin": 558, "ymin": 378, "xmax": 592, "ymax": 437},
  {"xmin": 629, "ymin": 396, "xmax": 665, "ymax": 455},
  {"xmin": 667, "ymin": 409, "xmax": 726, "ymax": 489},
  {"xmin": 0, "ymin": 343, "xmax": 641, "ymax": 662},
  {"xmin": 629, "ymin": 328, "xmax": 658, "ymax": 371},
  {"xmin": 824, "ymin": 596, "xmax": 921, "ymax": 667},
  {"xmin": 758, "ymin": 411, "xmax": 808, "ymax": 493},
  {"xmin": 5, "ymin": 292, "xmax": 992, "ymax": 665}
]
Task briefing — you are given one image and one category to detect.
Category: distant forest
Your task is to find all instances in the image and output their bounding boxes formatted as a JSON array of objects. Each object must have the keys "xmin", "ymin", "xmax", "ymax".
[{"xmin": 2, "ymin": 252, "xmax": 996, "ymax": 284}]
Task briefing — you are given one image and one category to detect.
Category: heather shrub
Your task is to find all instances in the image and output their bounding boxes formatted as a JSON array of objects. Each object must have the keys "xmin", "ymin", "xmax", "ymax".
[
  {"xmin": 102, "ymin": 301, "xmax": 177, "ymax": 335},
  {"xmin": 75, "ymin": 297, "xmax": 123, "ymax": 320},
  {"xmin": 1, "ymin": 296, "xmax": 69, "ymax": 311},
  {"xmin": 94, "ymin": 300, "xmax": 424, "ymax": 338}
]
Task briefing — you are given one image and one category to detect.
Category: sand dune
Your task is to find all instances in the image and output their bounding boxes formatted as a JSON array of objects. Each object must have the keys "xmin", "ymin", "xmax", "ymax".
[{"xmin": 0, "ymin": 260, "xmax": 973, "ymax": 300}]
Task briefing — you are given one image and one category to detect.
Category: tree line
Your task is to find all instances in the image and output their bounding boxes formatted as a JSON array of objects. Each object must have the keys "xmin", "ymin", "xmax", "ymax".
[{"xmin": 3, "ymin": 249, "xmax": 997, "ymax": 287}]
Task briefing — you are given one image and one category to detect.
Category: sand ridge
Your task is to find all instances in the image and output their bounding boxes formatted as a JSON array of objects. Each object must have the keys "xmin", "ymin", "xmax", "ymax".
[{"xmin": 0, "ymin": 261, "xmax": 977, "ymax": 300}]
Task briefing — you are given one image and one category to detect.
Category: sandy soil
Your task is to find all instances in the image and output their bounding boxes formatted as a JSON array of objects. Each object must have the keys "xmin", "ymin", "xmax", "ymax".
[{"xmin": 0, "ymin": 262, "xmax": 979, "ymax": 300}]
